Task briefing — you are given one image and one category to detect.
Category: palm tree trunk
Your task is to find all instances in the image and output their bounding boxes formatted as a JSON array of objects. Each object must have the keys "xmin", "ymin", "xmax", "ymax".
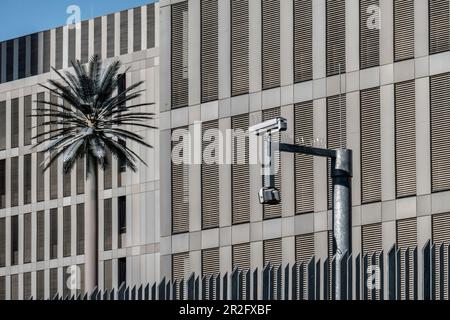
[{"xmin": 85, "ymin": 156, "xmax": 98, "ymax": 293}]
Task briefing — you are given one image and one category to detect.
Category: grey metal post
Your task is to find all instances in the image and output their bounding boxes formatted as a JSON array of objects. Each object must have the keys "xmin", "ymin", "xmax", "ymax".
[{"xmin": 332, "ymin": 149, "xmax": 353, "ymax": 300}]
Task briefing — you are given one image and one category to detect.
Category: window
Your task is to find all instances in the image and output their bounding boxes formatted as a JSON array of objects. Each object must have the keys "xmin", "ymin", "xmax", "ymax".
[
  {"xmin": 326, "ymin": 0, "xmax": 346, "ymax": 76},
  {"xmin": 118, "ymin": 196, "xmax": 127, "ymax": 235},
  {"xmin": 0, "ymin": 218, "xmax": 5, "ymax": 267},
  {"xmin": 172, "ymin": 128, "xmax": 189, "ymax": 234},
  {"xmin": 360, "ymin": 0, "xmax": 380, "ymax": 69},
  {"xmin": 11, "ymin": 98, "xmax": 19, "ymax": 148},
  {"xmin": 50, "ymin": 158, "xmax": 58, "ymax": 200},
  {"xmin": 295, "ymin": 233, "xmax": 314, "ymax": 299},
  {"xmin": 76, "ymin": 264, "xmax": 85, "ymax": 297},
  {"xmin": 430, "ymin": 73, "xmax": 450, "ymax": 193},
  {"xmin": 23, "ymin": 213, "xmax": 32, "ymax": 264},
  {"xmin": 396, "ymin": 218, "xmax": 417, "ymax": 300},
  {"xmin": 172, "ymin": 252, "xmax": 190, "ymax": 282},
  {"xmin": 94, "ymin": 17, "xmax": 102, "ymax": 57},
  {"xmin": 36, "ymin": 93, "xmax": 45, "ymax": 144},
  {"xmin": 104, "ymin": 199, "xmax": 112, "ymax": 251},
  {"xmin": 293, "ymin": 0, "xmax": 313, "ymax": 83},
  {"xmin": 43, "ymin": 30, "xmax": 50, "ymax": 73},
  {"xmin": 104, "ymin": 260, "xmax": 113, "ymax": 291},
  {"xmin": 361, "ymin": 223, "xmax": 382, "ymax": 300},
  {"xmin": 31, "ymin": 33, "xmax": 39, "ymax": 76},
  {"xmin": 201, "ymin": 0, "xmax": 219, "ymax": 103},
  {"xmin": 63, "ymin": 167, "xmax": 71, "ymax": 197},
  {"xmin": 107, "ymin": 14, "xmax": 115, "ymax": 58},
  {"xmin": 360, "ymin": 87, "xmax": 381, "ymax": 204},
  {"xmin": 0, "ymin": 101, "xmax": 5, "ymax": 150},
  {"xmin": 120, "ymin": 10, "xmax": 129, "ymax": 55},
  {"xmin": 261, "ymin": 0, "xmax": 281, "ymax": 90},
  {"xmin": 263, "ymin": 238, "xmax": 282, "ymax": 268},
  {"xmin": 55, "ymin": 27, "xmax": 63, "ymax": 69},
  {"xmin": 37, "ymin": 211, "xmax": 45, "ymax": 261},
  {"xmin": 262, "ymin": 108, "xmax": 282, "ymax": 219},
  {"xmin": 50, "ymin": 268, "xmax": 58, "ymax": 298},
  {"xmin": 11, "ymin": 157, "xmax": 19, "ymax": 207},
  {"xmin": 394, "ymin": 0, "xmax": 414, "ymax": 62},
  {"xmin": 147, "ymin": 4, "xmax": 156, "ymax": 49},
  {"xmin": 232, "ymin": 243, "xmax": 250, "ymax": 271},
  {"xmin": 118, "ymin": 139, "xmax": 127, "ymax": 188},
  {"xmin": 63, "ymin": 206, "xmax": 71, "ymax": 257},
  {"xmin": 201, "ymin": 248, "xmax": 220, "ymax": 300},
  {"xmin": 81, "ymin": 20, "xmax": 89, "ymax": 64},
  {"xmin": 327, "ymin": 94, "xmax": 347, "ymax": 209},
  {"xmin": 18, "ymin": 37, "xmax": 26, "ymax": 79},
  {"xmin": 118, "ymin": 257, "xmax": 127, "ymax": 287},
  {"xmin": 230, "ymin": 0, "xmax": 249, "ymax": 96},
  {"xmin": 50, "ymin": 208, "xmax": 58, "ymax": 259},
  {"xmin": 294, "ymin": 101, "xmax": 314, "ymax": 214},
  {"xmin": 11, "ymin": 215, "xmax": 18, "ymax": 266},
  {"xmin": 133, "ymin": 7, "xmax": 142, "ymax": 52},
  {"xmin": 77, "ymin": 204, "xmax": 85, "ymax": 255},
  {"xmin": 36, "ymin": 270, "xmax": 45, "ymax": 300},
  {"xmin": 395, "ymin": 81, "xmax": 416, "ymax": 198},
  {"xmin": 232, "ymin": 114, "xmax": 250, "ymax": 224},
  {"xmin": 432, "ymin": 212, "xmax": 450, "ymax": 300},
  {"xmin": 6, "ymin": 40, "xmax": 13, "ymax": 82},
  {"xmin": 0, "ymin": 277, "xmax": 4, "ymax": 300},
  {"xmin": 23, "ymin": 272, "xmax": 32, "ymax": 300},
  {"xmin": 429, "ymin": 0, "xmax": 450, "ymax": 55},
  {"xmin": 0, "ymin": 160, "xmax": 5, "ymax": 209},
  {"xmin": 104, "ymin": 152, "xmax": 112, "ymax": 190},
  {"xmin": 36, "ymin": 152, "xmax": 45, "ymax": 202},
  {"xmin": 171, "ymin": 1, "xmax": 189, "ymax": 108},
  {"xmin": 23, "ymin": 95, "xmax": 32, "ymax": 146},
  {"xmin": 10, "ymin": 274, "xmax": 18, "ymax": 300},
  {"xmin": 201, "ymin": 121, "xmax": 219, "ymax": 229},
  {"xmin": 68, "ymin": 26, "xmax": 76, "ymax": 65},
  {"xmin": 76, "ymin": 158, "xmax": 85, "ymax": 195}
]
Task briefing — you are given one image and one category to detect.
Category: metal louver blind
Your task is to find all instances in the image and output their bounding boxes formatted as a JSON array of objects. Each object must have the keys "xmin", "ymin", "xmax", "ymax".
[
  {"xmin": 396, "ymin": 218, "xmax": 417, "ymax": 300},
  {"xmin": 6, "ymin": 40, "xmax": 13, "ymax": 82},
  {"xmin": 36, "ymin": 152, "xmax": 45, "ymax": 202},
  {"xmin": 429, "ymin": 0, "xmax": 450, "ymax": 55},
  {"xmin": 24, "ymin": 213, "xmax": 31, "ymax": 263},
  {"xmin": 171, "ymin": 1, "xmax": 189, "ymax": 109},
  {"xmin": 172, "ymin": 128, "xmax": 189, "ymax": 234},
  {"xmin": 294, "ymin": 101, "xmax": 314, "ymax": 214},
  {"xmin": 120, "ymin": 11, "xmax": 128, "ymax": 55},
  {"xmin": 81, "ymin": 20, "xmax": 89, "ymax": 64},
  {"xmin": 76, "ymin": 158, "xmax": 85, "ymax": 195},
  {"xmin": 43, "ymin": 31, "xmax": 50, "ymax": 73},
  {"xmin": 68, "ymin": 27, "xmax": 76, "ymax": 66},
  {"xmin": 147, "ymin": 4, "xmax": 156, "ymax": 49},
  {"xmin": 24, "ymin": 154, "xmax": 32, "ymax": 204},
  {"xmin": 104, "ymin": 260, "xmax": 113, "ymax": 291},
  {"xmin": 202, "ymin": 121, "xmax": 220, "ymax": 230},
  {"xmin": 10, "ymin": 157, "xmax": 18, "ymax": 207},
  {"xmin": 361, "ymin": 87, "xmax": 381, "ymax": 204},
  {"xmin": 31, "ymin": 33, "xmax": 38, "ymax": 76},
  {"xmin": 50, "ymin": 268, "xmax": 58, "ymax": 298},
  {"xmin": 362, "ymin": 223, "xmax": 382, "ymax": 300},
  {"xmin": 295, "ymin": 233, "xmax": 314, "ymax": 300},
  {"xmin": 293, "ymin": 0, "xmax": 313, "ymax": 83},
  {"xmin": 231, "ymin": 0, "xmax": 249, "ymax": 96},
  {"xmin": 430, "ymin": 73, "xmax": 450, "ymax": 193},
  {"xmin": 18, "ymin": 37, "xmax": 25, "ymax": 79},
  {"xmin": 232, "ymin": 243, "xmax": 251, "ymax": 271},
  {"xmin": 395, "ymin": 81, "xmax": 416, "ymax": 198},
  {"xmin": 11, "ymin": 98, "xmax": 19, "ymax": 148},
  {"xmin": 55, "ymin": 27, "xmax": 63, "ymax": 69},
  {"xmin": 0, "ymin": 160, "xmax": 4, "ymax": 209},
  {"xmin": 173, "ymin": 252, "xmax": 190, "ymax": 281},
  {"xmin": 327, "ymin": 95, "xmax": 347, "ymax": 209},
  {"xmin": 50, "ymin": 209, "xmax": 58, "ymax": 259},
  {"xmin": 360, "ymin": 0, "xmax": 380, "ymax": 69},
  {"xmin": 394, "ymin": 0, "xmax": 414, "ymax": 62},
  {"xmin": 0, "ymin": 218, "xmax": 4, "ymax": 267},
  {"xmin": 133, "ymin": 7, "xmax": 142, "ymax": 52},
  {"xmin": 104, "ymin": 198, "xmax": 112, "ymax": 251},
  {"xmin": 263, "ymin": 108, "xmax": 282, "ymax": 219},
  {"xmin": 432, "ymin": 212, "xmax": 450, "ymax": 300},
  {"xmin": 0, "ymin": 277, "xmax": 4, "ymax": 300},
  {"xmin": 202, "ymin": 248, "xmax": 220, "ymax": 276},
  {"xmin": 50, "ymin": 158, "xmax": 58, "ymax": 200},
  {"xmin": 107, "ymin": 14, "xmax": 115, "ymax": 58},
  {"xmin": 63, "ymin": 206, "xmax": 71, "ymax": 257},
  {"xmin": 263, "ymin": 238, "xmax": 282, "ymax": 267},
  {"xmin": 24, "ymin": 95, "xmax": 32, "ymax": 146},
  {"xmin": 201, "ymin": 0, "xmax": 219, "ymax": 103},
  {"xmin": 23, "ymin": 272, "xmax": 31, "ymax": 300},
  {"xmin": 0, "ymin": 101, "xmax": 5, "ymax": 150},
  {"xmin": 36, "ymin": 270, "xmax": 45, "ymax": 300},
  {"xmin": 232, "ymin": 114, "xmax": 250, "ymax": 225},
  {"xmin": 76, "ymin": 204, "xmax": 85, "ymax": 255},
  {"xmin": 37, "ymin": 211, "xmax": 45, "ymax": 262},
  {"xmin": 94, "ymin": 17, "xmax": 102, "ymax": 57},
  {"xmin": 262, "ymin": 0, "xmax": 281, "ymax": 90},
  {"xmin": 326, "ymin": 0, "xmax": 346, "ymax": 76},
  {"xmin": 11, "ymin": 274, "xmax": 18, "ymax": 300}
]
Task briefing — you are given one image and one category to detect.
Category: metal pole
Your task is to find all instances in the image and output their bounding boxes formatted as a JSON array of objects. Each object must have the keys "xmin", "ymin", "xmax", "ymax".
[{"xmin": 332, "ymin": 149, "xmax": 353, "ymax": 300}]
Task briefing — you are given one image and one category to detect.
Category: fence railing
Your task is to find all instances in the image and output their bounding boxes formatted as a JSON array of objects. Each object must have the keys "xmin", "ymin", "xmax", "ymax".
[{"xmin": 33, "ymin": 240, "xmax": 450, "ymax": 300}]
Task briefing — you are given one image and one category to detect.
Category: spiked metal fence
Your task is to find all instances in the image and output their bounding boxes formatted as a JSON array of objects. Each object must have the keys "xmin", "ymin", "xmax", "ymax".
[{"xmin": 30, "ymin": 241, "xmax": 450, "ymax": 300}]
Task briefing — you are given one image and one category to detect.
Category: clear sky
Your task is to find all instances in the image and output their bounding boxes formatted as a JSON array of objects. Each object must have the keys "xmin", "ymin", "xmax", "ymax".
[{"xmin": 0, "ymin": 0, "xmax": 156, "ymax": 42}]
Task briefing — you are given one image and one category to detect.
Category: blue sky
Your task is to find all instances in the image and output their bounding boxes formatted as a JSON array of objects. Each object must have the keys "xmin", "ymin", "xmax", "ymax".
[{"xmin": 0, "ymin": 0, "xmax": 156, "ymax": 42}]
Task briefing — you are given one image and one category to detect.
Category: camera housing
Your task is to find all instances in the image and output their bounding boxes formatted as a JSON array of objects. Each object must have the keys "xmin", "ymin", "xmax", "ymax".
[
  {"xmin": 248, "ymin": 117, "xmax": 287, "ymax": 136},
  {"xmin": 258, "ymin": 186, "xmax": 281, "ymax": 205}
]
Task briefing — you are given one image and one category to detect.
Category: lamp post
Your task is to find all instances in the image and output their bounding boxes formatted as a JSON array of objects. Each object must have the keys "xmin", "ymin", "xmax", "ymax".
[{"xmin": 249, "ymin": 117, "xmax": 353, "ymax": 300}]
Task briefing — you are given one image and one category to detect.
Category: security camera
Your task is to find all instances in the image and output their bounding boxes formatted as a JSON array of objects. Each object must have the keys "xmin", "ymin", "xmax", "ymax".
[
  {"xmin": 249, "ymin": 117, "xmax": 287, "ymax": 136},
  {"xmin": 258, "ymin": 186, "xmax": 281, "ymax": 205}
]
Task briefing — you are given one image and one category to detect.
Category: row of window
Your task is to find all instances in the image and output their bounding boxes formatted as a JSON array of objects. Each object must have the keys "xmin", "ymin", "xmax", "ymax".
[
  {"xmin": 172, "ymin": 212, "xmax": 450, "ymax": 300},
  {"xmin": 0, "ymin": 258, "xmax": 126, "ymax": 300},
  {"xmin": 171, "ymin": 0, "xmax": 450, "ymax": 108},
  {"xmin": 0, "ymin": 4, "xmax": 155, "ymax": 85},
  {"xmin": 0, "ymin": 197, "xmax": 126, "ymax": 268},
  {"xmin": 171, "ymin": 72, "xmax": 450, "ymax": 234}
]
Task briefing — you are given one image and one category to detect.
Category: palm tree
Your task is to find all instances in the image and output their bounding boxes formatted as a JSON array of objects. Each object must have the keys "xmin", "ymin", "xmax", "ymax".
[{"xmin": 32, "ymin": 55, "xmax": 156, "ymax": 293}]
